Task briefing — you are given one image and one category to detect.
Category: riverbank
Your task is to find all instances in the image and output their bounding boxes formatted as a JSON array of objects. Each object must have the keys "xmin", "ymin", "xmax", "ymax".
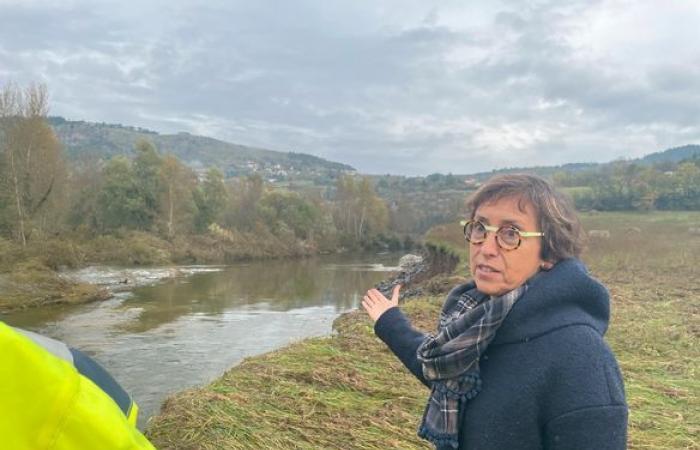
[
  {"xmin": 146, "ymin": 299, "xmax": 440, "ymax": 449},
  {"xmin": 146, "ymin": 211, "xmax": 699, "ymax": 449},
  {"xmin": 0, "ymin": 261, "xmax": 110, "ymax": 313},
  {"xmin": 0, "ymin": 230, "xmax": 413, "ymax": 314}
]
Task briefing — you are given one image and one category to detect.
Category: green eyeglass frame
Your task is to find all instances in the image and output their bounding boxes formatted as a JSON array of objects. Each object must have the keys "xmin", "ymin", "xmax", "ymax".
[{"xmin": 460, "ymin": 220, "xmax": 545, "ymax": 251}]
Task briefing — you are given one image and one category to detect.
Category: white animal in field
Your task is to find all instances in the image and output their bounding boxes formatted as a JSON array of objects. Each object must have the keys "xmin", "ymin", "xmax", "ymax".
[
  {"xmin": 588, "ymin": 229, "xmax": 611, "ymax": 239},
  {"xmin": 688, "ymin": 227, "xmax": 700, "ymax": 236},
  {"xmin": 625, "ymin": 227, "xmax": 642, "ymax": 235}
]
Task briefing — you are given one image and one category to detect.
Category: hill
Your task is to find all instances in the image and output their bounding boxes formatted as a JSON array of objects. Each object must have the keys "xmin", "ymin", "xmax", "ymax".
[
  {"xmin": 463, "ymin": 145, "xmax": 700, "ymax": 180},
  {"xmin": 48, "ymin": 117, "xmax": 354, "ymax": 184},
  {"xmin": 49, "ymin": 116, "xmax": 698, "ymax": 184},
  {"xmin": 640, "ymin": 144, "xmax": 700, "ymax": 165}
]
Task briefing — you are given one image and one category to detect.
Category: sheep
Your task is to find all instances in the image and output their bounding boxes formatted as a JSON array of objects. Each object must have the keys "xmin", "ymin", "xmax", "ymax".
[{"xmin": 588, "ymin": 229, "xmax": 611, "ymax": 239}]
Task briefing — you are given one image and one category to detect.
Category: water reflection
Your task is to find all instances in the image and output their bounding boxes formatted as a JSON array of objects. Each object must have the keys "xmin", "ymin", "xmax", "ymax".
[
  {"xmin": 1, "ymin": 252, "xmax": 401, "ymax": 428},
  {"xmin": 114, "ymin": 254, "xmax": 397, "ymax": 333}
]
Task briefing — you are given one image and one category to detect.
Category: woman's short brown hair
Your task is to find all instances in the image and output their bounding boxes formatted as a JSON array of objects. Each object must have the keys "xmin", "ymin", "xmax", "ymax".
[{"xmin": 466, "ymin": 174, "xmax": 585, "ymax": 262}]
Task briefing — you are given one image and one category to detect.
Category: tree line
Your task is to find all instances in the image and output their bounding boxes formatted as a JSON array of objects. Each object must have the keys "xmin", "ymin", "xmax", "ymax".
[
  {"xmin": 3, "ymin": 82, "xmax": 697, "ymax": 261},
  {"xmin": 553, "ymin": 159, "xmax": 700, "ymax": 211},
  {"xmin": 0, "ymin": 83, "xmax": 395, "ymax": 257}
]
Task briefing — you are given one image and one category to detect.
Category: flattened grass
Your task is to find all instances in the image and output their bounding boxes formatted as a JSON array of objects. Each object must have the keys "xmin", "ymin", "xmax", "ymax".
[
  {"xmin": 590, "ymin": 214, "xmax": 699, "ymax": 449},
  {"xmin": 147, "ymin": 299, "xmax": 441, "ymax": 449},
  {"xmin": 147, "ymin": 212, "xmax": 699, "ymax": 449}
]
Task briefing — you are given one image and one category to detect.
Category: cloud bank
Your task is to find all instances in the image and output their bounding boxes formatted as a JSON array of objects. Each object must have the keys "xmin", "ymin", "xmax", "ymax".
[{"xmin": 1, "ymin": 0, "xmax": 698, "ymax": 175}]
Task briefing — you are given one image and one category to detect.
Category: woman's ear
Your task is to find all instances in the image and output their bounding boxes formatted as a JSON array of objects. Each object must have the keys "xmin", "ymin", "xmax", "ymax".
[{"xmin": 540, "ymin": 261, "xmax": 554, "ymax": 271}]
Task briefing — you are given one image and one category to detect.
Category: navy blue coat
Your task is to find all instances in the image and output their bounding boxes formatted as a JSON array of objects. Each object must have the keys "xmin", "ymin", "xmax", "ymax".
[{"xmin": 374, "ymin": 259, "xmax": 628, "ymax": 450}]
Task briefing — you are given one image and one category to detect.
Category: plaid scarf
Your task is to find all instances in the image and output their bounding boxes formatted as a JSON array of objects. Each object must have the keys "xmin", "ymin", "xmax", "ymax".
[{"xmin": 417, "ymin": 284, "xmax": 527, "ymax": 449}]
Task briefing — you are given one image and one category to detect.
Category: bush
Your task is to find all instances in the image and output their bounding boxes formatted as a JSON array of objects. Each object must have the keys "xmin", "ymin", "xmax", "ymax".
[
  {"xmin": 0, "ymin": 238, "xmax": 22, "ymax": 272},
  {"xmin": 30, "ymin": 239, "xmax": 83, "ymax": 270},
  {"xmin": 83, "ymin": 232, "xmax": 171, "ymax": 265}
]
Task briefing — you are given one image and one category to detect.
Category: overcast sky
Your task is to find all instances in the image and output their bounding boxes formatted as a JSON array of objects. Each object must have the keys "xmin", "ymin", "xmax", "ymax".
[{"xmin": 1, "ymin": 0, "xmax": 699, "ymax": 175}]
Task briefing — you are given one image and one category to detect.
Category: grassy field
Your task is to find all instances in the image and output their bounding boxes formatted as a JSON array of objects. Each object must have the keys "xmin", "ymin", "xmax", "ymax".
[{"xmin": 146, "ymin": 211, "xmax": 699, "ymax": 449}]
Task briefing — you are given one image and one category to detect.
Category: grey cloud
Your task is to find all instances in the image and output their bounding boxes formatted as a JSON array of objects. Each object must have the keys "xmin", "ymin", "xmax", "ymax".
[{"xmin": 1, "ymin": 0, "xmax": 698, "ymax": 175}]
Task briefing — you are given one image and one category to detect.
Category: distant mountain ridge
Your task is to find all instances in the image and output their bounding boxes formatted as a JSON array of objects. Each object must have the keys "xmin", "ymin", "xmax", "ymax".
[
  {"xmin": 48, "ymin": 116, "xmax": 354, "ymax": 181},
  {"xmin": 639, "ymin": 144, "xmax": 700, "ymax": 164},
  {"xmin": 49, "ymin": 116, "xmax": 698, "ymax": 181},
  {"xmin": 465, "ymin": 144, "xmax": 700, "ymax": 180}
]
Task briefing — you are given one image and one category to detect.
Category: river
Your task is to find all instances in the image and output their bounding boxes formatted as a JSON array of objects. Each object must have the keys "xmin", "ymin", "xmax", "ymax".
[{"xmin": 2, "ymin": 252, "xmax": 402, "ymax": 429}]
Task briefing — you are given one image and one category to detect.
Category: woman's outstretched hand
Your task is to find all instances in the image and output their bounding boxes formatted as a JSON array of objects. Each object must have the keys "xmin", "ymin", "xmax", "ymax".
[{"xmin": 362, "ymin": 284, "xmax": 401, "ymax": 323}]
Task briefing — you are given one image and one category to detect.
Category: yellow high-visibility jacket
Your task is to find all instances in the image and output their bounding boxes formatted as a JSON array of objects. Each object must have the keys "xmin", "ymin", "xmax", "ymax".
[{"xmin": 0, "ymin": 321, "xmax": 155, "ymax": 450}]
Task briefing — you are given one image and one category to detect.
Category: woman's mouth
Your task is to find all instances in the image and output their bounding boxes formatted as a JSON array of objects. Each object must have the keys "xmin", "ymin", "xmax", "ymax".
[{"xmin": 475, "ymin": 264, "xmax": 501, "ymax": 278}]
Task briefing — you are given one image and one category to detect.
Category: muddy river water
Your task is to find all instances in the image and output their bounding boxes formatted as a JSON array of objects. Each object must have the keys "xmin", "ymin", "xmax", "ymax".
[{"xmin": 2, "ymin": 252, "xmax": 401, "ymax": 428}]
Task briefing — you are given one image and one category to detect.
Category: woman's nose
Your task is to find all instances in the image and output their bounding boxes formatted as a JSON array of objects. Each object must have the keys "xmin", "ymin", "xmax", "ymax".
[{"xmin": 479, "ymin": 232, "xmax": 500, "ymax": 255}]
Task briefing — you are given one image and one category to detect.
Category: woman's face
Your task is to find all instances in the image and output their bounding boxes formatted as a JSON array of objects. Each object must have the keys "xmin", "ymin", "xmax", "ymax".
[{"xmin": 469, "ymin": 196, "xmax": 545, "ymax": 296}]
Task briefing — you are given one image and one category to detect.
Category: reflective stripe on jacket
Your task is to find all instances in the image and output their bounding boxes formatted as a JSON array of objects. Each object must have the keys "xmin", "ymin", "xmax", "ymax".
[{"xmin": 0, "ymin": 322, "xmax": 155, "ymax": 450}]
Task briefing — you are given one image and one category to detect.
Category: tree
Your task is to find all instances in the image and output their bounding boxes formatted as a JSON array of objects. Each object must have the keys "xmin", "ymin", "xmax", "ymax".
[
  {"xmin": 389, "ymin": 197, "xmax": 419, "ymax": 234},
  {"xmin": 96, "ymin": 156, "xmax": 149, "ymax": 231},
  {"xmin": 355, "ymin": 177, "xmax": 389, "ymax": 240},
  {"xmin": 223, "ymin": 174, "xmax": 263, "ymax": 231},
  {"xmin": 66, "ymin": 156, "xmax": 104, "ymax": 232},
  {"xmin": 658, "ymin": 162, "xmax": 700, "ymax": 210},
  {"xmin": 0, "ymin": 83, "xmax": 65, "ymax": 245},
  {"xmin": 159, "ymin": 154, "xmax": 196, "ymax": 237},
  {"xmin": 132, "ymin": 139, "xmax": 162, "ymax": 230},
  {"xmin": 333, "ymin": 174, "xmax": 355, "ymax": 236},
  {"xmin": 333, "ymin": 175, "xmax": 388, "ymax": 244},
  {"xmin": 590, "ymin": 163, "xmax": 645, "ymax": 210},
  {"xmin": 258, "ymin": 190, "xmax": 321, "ymax": 240},
  {"xmin": 193, "ymin": 168, "xmax": 228, "ymax": 232}
]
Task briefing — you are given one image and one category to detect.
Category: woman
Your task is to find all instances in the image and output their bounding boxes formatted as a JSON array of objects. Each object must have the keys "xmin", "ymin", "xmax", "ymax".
[{"xmin": 362, "ymin": 174, "xmax": 627, "ymax": 450}]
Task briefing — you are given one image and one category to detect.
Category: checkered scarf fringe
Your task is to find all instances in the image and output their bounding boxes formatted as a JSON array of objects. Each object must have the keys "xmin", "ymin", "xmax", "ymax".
[{"xmin": 416, "ymin": 284, "xmax": 526, "ymax": 449}]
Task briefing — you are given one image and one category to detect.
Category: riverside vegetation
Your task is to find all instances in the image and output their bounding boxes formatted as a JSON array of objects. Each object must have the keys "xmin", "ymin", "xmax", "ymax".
[
  {"xmin": 0, "ymin": 84, "xmax": 411, "ymax": 313},
  {"xmin": 3, "ymin": 83, "xmax": 699, "ymax": 447},
  {"xmin": 2, "ymin": 82, "xmax": 699, "ymax": 313},
  {"xmin": 146, "ymin": 211, "xmax": 699, "ymax": 450}
]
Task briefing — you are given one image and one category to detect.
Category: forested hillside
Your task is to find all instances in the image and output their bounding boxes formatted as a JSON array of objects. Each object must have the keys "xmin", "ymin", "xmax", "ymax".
[
  {"xmin": 48, "ymin": 116, "xmax": 354, "ymax": 185},
  {"xmin": 4, "ymin": 84, "xmax": 699, "ymax": 259},
  {"xmin": 2, "ymin": 82, "xmax": 699, "ymax": 313},
  {"xmin": 2, "ymin": 85, "xmax": 409, "ymax": 276},
  {"xmin": 46, "ymin": 114, "xmax": 700, "ymax": 221}
]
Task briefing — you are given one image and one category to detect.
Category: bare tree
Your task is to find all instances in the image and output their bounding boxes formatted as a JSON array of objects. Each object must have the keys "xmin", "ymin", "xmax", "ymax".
[
  {"xmin": 159, "ymin": 154, "xmax": 196, "ymax": 237},
  {"xmin": 0, "ymin": 83, "xmax": 64, "ymax": 246}
]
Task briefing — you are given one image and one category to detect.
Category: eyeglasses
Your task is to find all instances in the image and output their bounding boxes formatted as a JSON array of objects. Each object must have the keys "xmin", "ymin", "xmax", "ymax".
[{"xmin": 461, "ymin": 220, "xmax": 544, "ymax": 251}]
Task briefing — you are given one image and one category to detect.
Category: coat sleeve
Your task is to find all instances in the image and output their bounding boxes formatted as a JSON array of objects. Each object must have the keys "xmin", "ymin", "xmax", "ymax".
[
  {"xmin": 543, "ymin": 404, "xmax": 628, "ymax": 450},
  {"xmin": 373, "ymin": 306, "xmax": 430, "ymax": 387}
]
